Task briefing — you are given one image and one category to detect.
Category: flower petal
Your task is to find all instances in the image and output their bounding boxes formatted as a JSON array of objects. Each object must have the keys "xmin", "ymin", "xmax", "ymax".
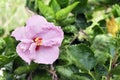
[
  {"xmin": 37, "ymin": 26, "xmax": 64, "ymax": 47},
  {"xmin": 29, "ymin": 45, "xmax": 59, "ymax": 64},
  {"xmin": 26, "ymin": 15, "xmax": 48, "ymax": 26},
  {"xmin": 29, "ymin": 43, "xmax": 37, "ymax": 60},
  {"xmin": 21, "ymin": 39, "xmax": 33, "ymax": 43},
  {"xmin": 16, "ymin": 42, "xmax": 31, "ymax": 64},
  {"xmin": 26, "ymin": 15, "xmax": 48, "ymax": 34},
  {"xmin": 11, "ymin": 27, "xmax": 32, "ymax": 41}
]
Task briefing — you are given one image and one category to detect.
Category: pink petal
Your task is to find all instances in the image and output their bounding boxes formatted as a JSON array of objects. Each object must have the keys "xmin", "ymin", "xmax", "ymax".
[
  {"xmin": 37, "ymin": 26, "xmax": 64, "ymax": 47},
  {"xmin": 29, "ymin": 45, "xmax": 59, "ymax": 64},
  {"xmin": 26, "ymin": 15, "xmax": 48, "ymax": 34},
  {"xmin": 26, "ymin": 15, "xmax": 48, "ymax": 26},
  {"xmin": 29, "ymin": 43, "xmax": 37, "ymax": 60},
  {"xmin": 21, "ymin": 39, "xmax": 33, "ymax": 43},
  {"xmin": 11, "ymin": 27, "xmax": 32, "ymax": 41},
  {"xmin": 16, "ymin": 42, "xmax": 31, "ymax": 64}
]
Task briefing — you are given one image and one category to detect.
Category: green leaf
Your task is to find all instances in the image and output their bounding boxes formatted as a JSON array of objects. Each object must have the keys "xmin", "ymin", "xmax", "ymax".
[
  {"xmin": 111, "ymin": 65, "xmax": 120, "ymax": 75},
  {"xmin": 0, "ymin": 27, "xmax": 5, "ymax": 37},
  {"xmin": 4, "ymin": 36, "xmax": 16, "ymax": 56},
  {"xmin": 59, "ymin": 16, "xmax": 75, "ymax": 26},
  {"xmin": 55, "ymin": 2, "xmax": 79, "ymax": 21},
  {"xmin": 56, "ymin": 65, "xmax": 81, "ymax": 80},
  {"xmin": 63, "ymin": 25, "xmax": 77, "ymax": 33},
  {"xmin": 72, "ymin": 73, "xmax": 92, "ymax": 80},
  {"xmin": 26, "ymin": 0, "xmax": 36, "ymax": 12},
  {"xmin": 14, "ymin": 63, "xmax": 38, "ymax": 75},
  {"xmin": 0, "ymin": 38, "xmax": 6, "ymax": 54},
  {"xmin": 92, "ymin": 25, "xmax": 104, "ymax": 36},
  {"xmin": 38, "ymin": 0, "xmax": 55, "ymax": 21},
  {"xmin": 67, "ymin": 44, "xmax": 96, "ymax": 70},
  {"xmin": 49, "ymin": 0, "xmax": 60, "ymax": 13},
  {"xmin": 113, "ymin": 75, "xmax": 120, "ymax": 80},
  {"xmin": 98, "ymin": 0, "xmax": 119, "ymax": 4},
  {"xmin": 4, "ymin": 70, "xmax": 14, "ymax": 80},
  {"xmin": 58, "ymin": 48, "xmax": 73, "ymax": 65},
  {"xmin": 0, "ymin": 55, "xmax": 16, "ymax": 67},
  {"xmin": 75, "ymin": 14, "xmax": 90, "ymax": 29},
  {"xmin": 0, "ymin": 76, "xmax": 6, "ymax": 80},
  {"xmin": 56, "ymin": 66, "xmax": 73, "ymax": 77},
  {"xmin": 94, "ymin": 50, "xmax": 109, "ymax": 64},
  {"xmin": 13, "ymin": 57, "xmax": 27, "ymax": 70},
  {"xmin": 115, "ymin": 17, "xmax": 120, "ymax": 25},
  {"xmin": 56, "ymin": 65, "xmax": 92, "ymax": 80},
  {"xmin": 56, "ymin": 0, "xmax": 69, "ymax": 8},
  {"xmin": 33, "ymin": 69, "xmax": 52, "ymax": 80},
  {"xmin": 91, "ymin": 34, "xmax": 114, "ymax": 64},
  {"xmin": 76, "ymin": 0, "xmax": 87, "ymax": 5},
  {"xmin": 91, "ymin": 34, "xmax": 113, "ymax": 51},
  {"xmin": 94, "ymin": 64, "xmax": 108, "ymax": 79},
  {"xmin": 72, "ymin": 0, "xmax": 88, "ymax": 13},
  {"xmin": 112, "ymin": 4, "xmax": 120, "ymax": 17},
  {"xmin": 91, "ymin": 10, "xmax": 105, "ymax": 23}
]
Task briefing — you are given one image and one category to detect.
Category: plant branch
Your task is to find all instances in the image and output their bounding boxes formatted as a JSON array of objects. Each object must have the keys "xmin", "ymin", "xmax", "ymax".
[
  {"xmin": 88, "ymin": 70, "xmax": 96, "ymax": 80},
  {"xmin": 27, "ymin": 72, "xmax": 33, "ymax": 80},
  {"xmin": 46, "ymin": 64, "xmax": 58, "ymax": 80},
  {"xmin": 106, "ymin": 52, "xmax": 118, "ymax": 80}
]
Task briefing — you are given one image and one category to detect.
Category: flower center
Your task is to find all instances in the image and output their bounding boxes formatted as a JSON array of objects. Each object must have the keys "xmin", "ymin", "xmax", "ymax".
[{"xmin": 34, "ymin": 37, "xmax": 42, "ymax": 46}]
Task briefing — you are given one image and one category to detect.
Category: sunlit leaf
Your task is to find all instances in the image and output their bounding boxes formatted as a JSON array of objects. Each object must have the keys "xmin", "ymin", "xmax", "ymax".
[
  {"xmin": 67, "ymin": 44, "xmax": 96, "ymax": 70},
  {"xmin": 91, "ymin": 34, "xmax": 114, "ymax": 64},
  {"xmin": 38, "ymin": 0, "xmax": 55, "ymax": 21},
  {"xmin": 55, "ymin": 2, "xmax": 79, "ymax": 20},
  {"xmin": 49, "ymin": 0, "xmax": 60, "ymax": 13}
]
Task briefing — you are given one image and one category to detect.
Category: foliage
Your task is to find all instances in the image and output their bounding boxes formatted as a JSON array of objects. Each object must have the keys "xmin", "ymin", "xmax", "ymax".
[{"xmin": 1, "ymin": 0, "xmax": 120, "ymax": 80}]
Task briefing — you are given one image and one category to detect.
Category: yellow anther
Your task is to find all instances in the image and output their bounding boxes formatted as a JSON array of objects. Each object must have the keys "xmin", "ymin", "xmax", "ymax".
[{"xmin": 34, "ymin": 37, "xmax": 42, "ymax": 46}]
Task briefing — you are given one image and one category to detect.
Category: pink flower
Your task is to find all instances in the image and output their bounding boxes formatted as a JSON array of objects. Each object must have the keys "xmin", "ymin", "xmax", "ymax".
[{"xmin": 11, "ymin": 15, "xmax": 64, "ymax": 64}]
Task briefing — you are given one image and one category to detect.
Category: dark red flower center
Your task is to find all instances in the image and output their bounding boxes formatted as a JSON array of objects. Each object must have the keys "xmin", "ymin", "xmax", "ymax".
[{"xmin": 34, "ymin": 37, "xmax": 42, "ymax": 46}]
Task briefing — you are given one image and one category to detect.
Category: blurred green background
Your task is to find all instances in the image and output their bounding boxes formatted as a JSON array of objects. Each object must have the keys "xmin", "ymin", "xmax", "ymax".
[{"xmin": 0, "ymin": 0, "xmax": 29, "ymax": 35}]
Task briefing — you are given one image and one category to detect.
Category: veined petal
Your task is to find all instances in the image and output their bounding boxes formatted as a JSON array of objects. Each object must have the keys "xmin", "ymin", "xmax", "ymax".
[
  {"xmin": 37, "ymin": 26, "xmax": 64, "ymax": 47},
  {"xmin": 29, "ymin": 43, "xmax": 37, "ymax": 60},
  {"xmin": 29, "ymin": 46, "xmax": 59, "ymax": 64},
  {"xmin": 16, "ymin": 42, "xmax": 31, "ymax": 64},
  {"xmin": 21, "ymin": 39, "xmax": 33, "ymax": 43},
  {"xmin": 26, "ymin": 15, "xmax": 48, "ymax": 26},
  {"xmin": 11, "ymin": 27, "xmax": 32, "ymax": 41},
  {"xmin": 26, "ymin": 15, "xmax": 48, "ymax": 34}
]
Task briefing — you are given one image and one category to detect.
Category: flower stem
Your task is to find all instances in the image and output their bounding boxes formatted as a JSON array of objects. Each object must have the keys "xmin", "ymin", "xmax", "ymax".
[
  {"xmin": 88, "ymin": 70, "xmax": 96, "ymax": 80},
  {"xmin": 27, "ymin": 72, "xmax": 33, "ymax": 80},
  {"xmin": 47, "ymin": 64, "xmax": 58, "ymax": 80},
  {"xmin": 106, "ymin": 52, "xmax": 118, "ymax": 80}
]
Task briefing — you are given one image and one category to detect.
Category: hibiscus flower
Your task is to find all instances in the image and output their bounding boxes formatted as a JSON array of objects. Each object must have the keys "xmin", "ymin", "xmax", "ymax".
[{"xmin": 11, "ymin": 15, "xmax": 64, "ymax": 64}]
